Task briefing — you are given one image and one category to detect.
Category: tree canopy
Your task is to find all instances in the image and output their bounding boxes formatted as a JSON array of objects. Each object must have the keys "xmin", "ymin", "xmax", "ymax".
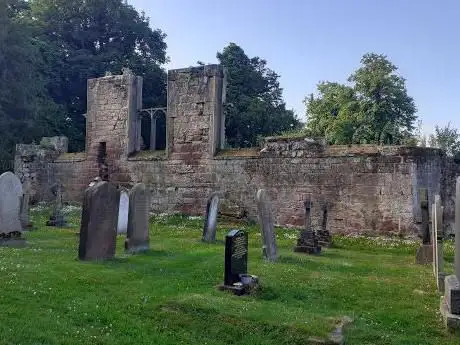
[
  {"xmin": 304, "ymin": 53, "xmax": 417, "ymax": 145},
  {"xmin": 217, "ymin": 43, "xmax": 301, "ymax": 148}
]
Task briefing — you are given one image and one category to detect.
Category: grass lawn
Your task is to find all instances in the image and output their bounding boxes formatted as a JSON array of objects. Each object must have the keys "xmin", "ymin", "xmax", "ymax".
[{"xmin": 0, "ymin": 205, "xmax": 458, "ymax": 345}]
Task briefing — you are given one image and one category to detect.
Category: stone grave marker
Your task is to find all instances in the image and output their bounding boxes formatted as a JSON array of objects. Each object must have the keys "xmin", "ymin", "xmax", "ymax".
[
  {"xmin": 317, "ymin": 204, "xmax": 332, "ymax": 247},
  {"xmin": 117, "ymin": 190, "xmax": 129, "ymax": 234},
  {"xmin": 125, "ymin": 183, "xmax": 150, "ymax": 253},
  {"xmin": 78, "ymin": 181, "xmax": 120, "ymax": 261},
  {"xmin": 46, "ymin": 182, "xmax": 68, "ymax": 227},
  {"xmin": 202, "ymin": 192, "xmax": 220, "ymax": 242},
  {"xmin": 441, "ymin": 177, "xmax": 460, "ymax": 331},
  {"xmin": 415, "ymin": 188, "xmax": 433, "ymax": 264},
  {"xmin": 294, "ymin": 199, "xmax": 321, "ymax": 254},
  {"xmin": 217, "ymin": 229, "xmax": 258, "ymax": 295},
  {"xmin": 0, "ymin": 172, "xmax": 26, "ymax": 246},
  {"xmin": 256, "ymin": 189, "xmax": 279, "ymax": 262},
  {"xmin": 432, "ymin": 196, "xmax": 446, "ymax": 293},
  {"xmin": 20, "ymin": 179, "xmax": 33, "ymax": 230}
]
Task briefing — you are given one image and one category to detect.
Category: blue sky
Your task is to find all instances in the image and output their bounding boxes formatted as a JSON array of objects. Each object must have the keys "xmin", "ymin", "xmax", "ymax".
[{"xmin": 129, "ymin": 0, "xmax": 459, "ymax": 135}]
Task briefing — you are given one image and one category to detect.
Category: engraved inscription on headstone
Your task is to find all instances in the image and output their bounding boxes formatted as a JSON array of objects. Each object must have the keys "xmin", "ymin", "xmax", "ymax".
[{"xmin": 224, "ymin": 229, "xmax": 248, "ymax": 286}]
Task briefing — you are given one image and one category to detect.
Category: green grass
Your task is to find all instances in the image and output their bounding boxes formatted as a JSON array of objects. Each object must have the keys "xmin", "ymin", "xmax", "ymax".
[{"xmin": 0, "ymin": 206, "xmax": 458, "ymax": 344}]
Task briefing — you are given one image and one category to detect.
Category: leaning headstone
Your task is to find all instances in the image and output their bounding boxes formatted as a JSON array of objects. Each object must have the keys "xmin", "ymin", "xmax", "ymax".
[
  {"xmin": 256, "ymin": 189, "xmax": 279, "ymax": 262},
  {"xmin": 415, "ymin": 188, "xmax": 433, "ymax": 264},
  {"xmin": 441, "ymin": 177, "xmax": 460, "ymax": 331},
  {"xmin": 0, "ymin": 172, "xmax": 26, "ymax": 246},
  {"xmin": 78, "ymin": 181, "xmax": 120, "ymax": 261},
  {"xmin": 202, "ymin": 192, "xmax": 220, "ymax": 242},
  {"xmin": 125, "ymin": 183, "xmax": 150, "ymax": 253},
  {"xmin": 20, "ymin": 179, "xmax": 33, "ymax": 230},
  {"xmin": 117, "ymin": 190, "xmax": 129, "ymax": 234},
  {"xmin": 46, "ymin": 182, "xmax": 68, "ymax": 227},
  {"xmin": 217, "ymin": 229, "xmax": 258, "ymax": 296},
  {"xmin": 317, "ymin": 204, "xmax": 332, "ymax": 247},
  {"xmin": 295, "ymin": 200, "xmax": 321, "ymax": 254}
]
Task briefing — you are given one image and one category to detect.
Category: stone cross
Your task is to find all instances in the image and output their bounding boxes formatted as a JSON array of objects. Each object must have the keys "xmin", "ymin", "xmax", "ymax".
[
  {"xmin": 202, "ymin": 192, "xmax": 220, "ymax": 242},
  {"xmin": 125, "ymin": 183, "xmax": 150, "ymax": 253},
  {"xmin": 0, "ymin": 172, "xmax": 24, "ymax": 244},
  {"xmin": 256, "ymin": 189, "xmax": 279, "ymax": 262},
  {"xmin": 294, "ymin": 199, "xmax": 321, "ymax": 254},
  {"xmin": 415, "ymin": 188, "xmax": 433, "ymax": 265},
  {"xmin": 117, "ymin": 190, "xmax": 129, "ymax": 234},
  {"xmin": 78, "ymin": 181, "xmax": 120, "ymax": 260}
]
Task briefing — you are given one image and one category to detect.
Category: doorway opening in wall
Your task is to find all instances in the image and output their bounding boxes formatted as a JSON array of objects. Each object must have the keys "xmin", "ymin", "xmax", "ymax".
[
  {"xmin": 138, "ymin": 108, "xmax": 167, "ymax": 153},
  {"xmin": 97, "ymin": 142, "xmax": 109, "ymax": 181}
]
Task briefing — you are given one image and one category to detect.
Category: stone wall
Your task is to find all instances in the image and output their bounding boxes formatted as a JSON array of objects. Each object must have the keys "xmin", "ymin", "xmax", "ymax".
[{"xmin": 14, "ymin": 65, "xmax": 459, "ymax": 236}]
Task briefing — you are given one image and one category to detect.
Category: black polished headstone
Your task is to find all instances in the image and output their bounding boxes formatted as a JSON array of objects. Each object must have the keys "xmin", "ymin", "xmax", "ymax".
[{"xmin": 224, "ymin": 229, "xmax": 248, "ymax": 286}]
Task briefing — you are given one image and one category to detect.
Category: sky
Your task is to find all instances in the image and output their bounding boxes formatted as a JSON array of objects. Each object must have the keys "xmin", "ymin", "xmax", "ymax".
[{"xmin": 129, "ymin": 0, "xmax": 459, "ymax": 135}]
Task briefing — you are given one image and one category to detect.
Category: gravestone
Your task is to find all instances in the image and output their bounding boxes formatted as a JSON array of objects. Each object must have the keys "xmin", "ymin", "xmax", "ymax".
[
  {"xmin": 432, "ymin": 196, "xmax": 446, "ymax": 293},
  {"xmin": 117, "ymin": 190, "xmax": 129, "ymax": 234},
  {"xmin": 441, "ymin": 177, "xmax": 460, "ymax": 331},
  {"xmin": 294, "ymin": 200, "xmax": 321, "ymax": 254},
  {"xmin": 46, "ymin": 182, "xmax": 67, "ymax": 227},
  {"xmin": 256, "ymin": 189, "xmax": 279, "ymax": 262},
  {"xmin": 20, "ymin": 179, "xmax": 33, "ymax": 230},
  {"xmin": 217, "ymin": 229, "xmax": 258, "ymax": 295},
  {"xmin": 415, "ymin": 188, "xmax": 433, "ymax": 264},
  {"xmin": 78, "ymin": 181, "xmax": 120, "ymax": 261},
  {"xmin": 125, "ymin": 183, "xmax": 150, "ymax": 253},
  {"xmin": 202, "ymin": 192, "xmax": 220, "ymax": 242},
  {"xmin": 317, "ymin": 204, "xmax": 332, "ymax": 247},
  {"xmin": 0, "ymin": 172, "xmax": 26, "ymax": 246}
]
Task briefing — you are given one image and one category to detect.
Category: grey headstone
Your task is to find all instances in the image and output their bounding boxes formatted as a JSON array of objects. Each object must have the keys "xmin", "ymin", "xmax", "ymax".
[
  {"xmin": 117, "ymin": 190, "xmax": 129, "ymax": 234},
  {"xmin": 78, "ymin": 181, "xmax": 120, "ymax": 261},
  {"xmin": 20, "ymin": 179, "xmax": 32, "ymax": 229},
  {"xmin": 256, "ymin": 189, "xmax": 279, "ymax": 262},
  {"xmin": 455, "ymin": 177, "xmax": 460, "ymax": 281},
  {"xmin": 46, "ymin": 182, "xmax": 67, "ymax": 227},
  {"xmin": 295, "ymin": 199, "xmax": 321, "ymax": 254},
  {"xmin": 125, "ymin": 183, "xmax": 150, "ymax": 253},
  {"xmin": 0, "ymin": 172, "xmax": 23, "ymax": 237},
  {"xmin": 202, "ymin": 192, "xmax": 220, "ymax": 242}
]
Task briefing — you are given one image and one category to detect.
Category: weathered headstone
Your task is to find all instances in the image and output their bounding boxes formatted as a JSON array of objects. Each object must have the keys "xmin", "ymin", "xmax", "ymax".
[
  {"xmin": 294, "ymin": 200, "xmax": 321, "ymax": 254},
  {"xmin": 20, "ymin": 179, "xmax": 32, "ymax": 230},
  {"xmin": 117, "ymin": 190, "xmax": 129, "ymax": 234},
  {"xmin": 256, "ymin": 189, "xmax": 279, "ymax": 262},
  {"xmin": 217, "ymin": 229, "xmax": 257, "ymax": 295},
  {"xmin": 125, "ymin": 183, "xmax": 150, "ymax": 253},
  {"xmin": 317, "ymin": 204, "xmax": 332, "ymax": 247},
  {"xmin": 46, "ymin": 182, "xmax": 68, "ymax": 227},
  {"xmin": 441, "ymin": 177, "xmax": 460, "ymax": 331},
  {"xmin": 78, "ymin": 181, "xmax": 120, "ymax": 261},
  {"xmin": 415, "ymin": 188, "xmax": 433, "ymax": 264},
  {"xmin": 0, "ymin": 172, "xmax": 26, "ymax": 246},
  {"xmin": 202, "ymin": 192, "xmax": 220, "ymax": 242}
]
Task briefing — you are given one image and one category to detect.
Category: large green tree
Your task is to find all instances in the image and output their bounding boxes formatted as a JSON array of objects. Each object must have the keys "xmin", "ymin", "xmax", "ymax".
[
  {"xmin": 305, "ymin": 53, "xmax": 417, "ymax": 145},
  {"xmin": 0, "ymin": 0, "xmax": 65, "ymax": 165},
  {"xmin": 217, "ymin": 43, "xmax": 301, "ymax": 148},
  {"xmin": 29, "ymin": 0, "xmax": 168, "ymax": 151},
  {"xmin": 429, "ymin": 122, "xmax": 460, "ymax": 159}
]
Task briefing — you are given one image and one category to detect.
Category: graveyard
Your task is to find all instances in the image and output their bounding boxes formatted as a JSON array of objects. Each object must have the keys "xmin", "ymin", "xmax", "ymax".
[{"xmin": 0, "ymin": 200, "xmax": 457, "ymax": 345}]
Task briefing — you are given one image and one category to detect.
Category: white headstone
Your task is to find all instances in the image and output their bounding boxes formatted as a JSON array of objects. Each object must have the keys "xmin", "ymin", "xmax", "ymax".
[
  {"xmin": 117, "ymin": 191, "xmax": 129, "ymax": 234},
  {"xmin": 0, "ymin": 172, "xmax": 23, "ymax": 235}
]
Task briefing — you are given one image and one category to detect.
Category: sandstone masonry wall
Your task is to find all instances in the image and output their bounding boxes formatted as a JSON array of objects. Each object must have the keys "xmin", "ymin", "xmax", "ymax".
[{"xmin": 14, "ymin": 65, "xmax": 458, "ymax": 236}]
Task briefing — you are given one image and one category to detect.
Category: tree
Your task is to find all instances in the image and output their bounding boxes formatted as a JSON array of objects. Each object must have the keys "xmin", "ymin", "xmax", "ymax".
[
  {"xmin": 0, "ymin": 0, "xmax": 65, "ymax": 166},
  {"xmin": 217, "ymin": 43, "xmax": 301, "ymax": 148},
  {"xmin": 429, "ymin": 122, "xmax": 460, "ymax": 158},
  {"xmin": 29, "ymin": 0, "xmax": 168, "ymax": 151},
  {"xmin": 305, "ymin": 53, "xmax": 417, "ymax": 145}
]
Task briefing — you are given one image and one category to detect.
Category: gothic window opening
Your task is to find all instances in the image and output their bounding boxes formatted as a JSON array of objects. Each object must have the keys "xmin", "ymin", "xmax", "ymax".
[{"xmin": 138, "ymin": 108, "xmax": 167, "ymax": 152}]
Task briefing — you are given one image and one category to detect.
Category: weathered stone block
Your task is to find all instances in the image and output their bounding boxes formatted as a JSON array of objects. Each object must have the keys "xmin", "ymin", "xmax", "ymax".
[{"xmin": 445, "ymin": 275, "xmax": 460, "ymax": 315}]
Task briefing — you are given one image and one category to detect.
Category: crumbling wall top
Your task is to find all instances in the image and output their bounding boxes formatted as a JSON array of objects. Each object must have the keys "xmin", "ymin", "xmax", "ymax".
[{"xmin": 167, "ymin": 64, "xmax": 224, "ymax": 81}]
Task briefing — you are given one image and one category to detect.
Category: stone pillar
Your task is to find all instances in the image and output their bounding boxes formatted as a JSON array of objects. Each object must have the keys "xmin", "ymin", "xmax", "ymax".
[
  {"xmin": 150, "ymin": 116, "xmax": 157, "ymax": 150},
  {"xmin": 456, "ymin": 177, "xmax": 460, "ymax": 280}
]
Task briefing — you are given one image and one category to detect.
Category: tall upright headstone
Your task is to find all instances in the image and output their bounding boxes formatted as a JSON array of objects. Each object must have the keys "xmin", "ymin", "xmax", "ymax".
[
  {"xmin": 317, "ymin": 204, "xmax": 332, "ymax": 247},
  {"xmin": 202, "ymin": 192, "xmax": 220, "ymax": 242},
  {"xmin": 117, "ymin": 190, "xmax": 129, "ymax": 234},
  {"xmin": 415, "ymin": 188, "xmax": 433, "ymax": 264},
  {"xmin": 20, "ymin": 179, "xmax": 32, "ymax": 230},
  {"xmin": 295, "ymin": 199, "xmax": 321, "ymax": 254},
  {"xmin": 46, "ymin": 182, "xmax": 67, "ymax": 227},
  {"xmin": 0, "ymin": 172, "xmax": 25, "ymax": 246},
  {"xmin": 256, "ymin": 189, "xmax": 279, "ymax": 262},
  {"xmin": 433, "ymin": 195, "xmax": 445, "ymax": 293},
  {"xmin": 125, "ymin": 183, "xmax": 150, "ymax": 253},
  {"xmin": 78, "ymin": 181, "xmax": 120, "ymax": 261},
  {"xmin": 441, "ymin": 177, "xmax": 460, "ymax": 330}
]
